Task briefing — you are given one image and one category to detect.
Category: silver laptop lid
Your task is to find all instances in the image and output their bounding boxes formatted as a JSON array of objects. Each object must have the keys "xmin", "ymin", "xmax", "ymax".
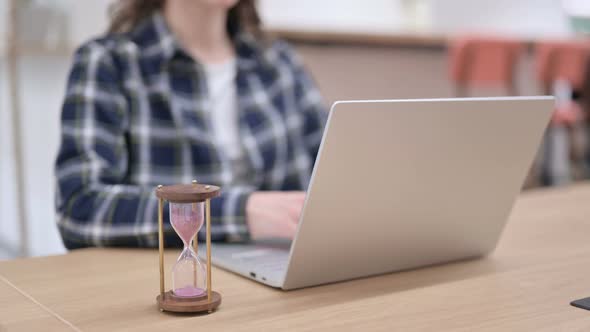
[{"xmin": 283, "ymin": 97, "xmax": 553, "ymax": 290}]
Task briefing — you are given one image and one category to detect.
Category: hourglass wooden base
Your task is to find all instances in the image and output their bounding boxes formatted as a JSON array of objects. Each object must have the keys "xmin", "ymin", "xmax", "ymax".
[{"xmin": 157, "ymin": 290, "xmax": 222, "ymax": 313}]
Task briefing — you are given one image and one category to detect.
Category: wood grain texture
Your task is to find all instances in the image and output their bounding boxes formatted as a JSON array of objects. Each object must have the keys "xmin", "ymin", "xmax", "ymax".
[
  {"xmin": 0, "ymin": 277, "xmax": 75, "ymax": 331},
  {"xmin": 155, "ymin": 184, "xmax": 220, "ymax": 203},
  {"xmin": 157, "ymin": 291, "xmax": 221, "ymax": 313},
  {"xmin": 2, "ymin": 183, "xmax": 590, "ymax": 331}
]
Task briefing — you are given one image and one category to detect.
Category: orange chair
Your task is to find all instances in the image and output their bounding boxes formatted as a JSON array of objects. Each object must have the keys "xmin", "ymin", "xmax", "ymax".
[
  {"xmin": 535, "ymin": 40, "xmax": 590, "ymax": 126},
  {"xmin": 535, "ymin": 40, "xmax": 590, "ymax": 94},
  {"xmin": 449, "ymin": 36, "xmax": 525, "ymax": 96},
  {"xmin": 535, "ymin": 41, "xmax": 590, "ymax": 186}
]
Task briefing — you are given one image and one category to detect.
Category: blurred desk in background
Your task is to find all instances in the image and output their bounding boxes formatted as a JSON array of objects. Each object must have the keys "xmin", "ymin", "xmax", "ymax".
[
  {"xmin": 270, "ymin": 27, "xmax": 584, "ymax": 50},
  {"xmin": 270, "ymin": 29, "xmax": 448, "ymax": 48},
  {"xmin": 2, "ymin": 183, "xmax": 590, "ymax": 331}
]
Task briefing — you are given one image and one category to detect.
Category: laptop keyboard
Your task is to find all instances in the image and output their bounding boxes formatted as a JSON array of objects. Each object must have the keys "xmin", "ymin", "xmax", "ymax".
[
  {"xmin": 233, "ymin": 248, "xmax": 289, "ymax": 273},
  {"xmin": 208, "ymin": 242, "xmax": 291, "ymax": 281}
]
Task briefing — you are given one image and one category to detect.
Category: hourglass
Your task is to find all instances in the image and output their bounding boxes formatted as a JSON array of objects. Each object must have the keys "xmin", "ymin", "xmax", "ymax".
[{"xmin": 155, "ymin": 180, "xmax": 222, "ymax": 313}]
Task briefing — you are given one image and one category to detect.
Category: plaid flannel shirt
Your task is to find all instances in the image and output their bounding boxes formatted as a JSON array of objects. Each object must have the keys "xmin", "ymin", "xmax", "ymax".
[{"xmin": 55, "ymin": 12, "xmax": 327, "ymax": 249}]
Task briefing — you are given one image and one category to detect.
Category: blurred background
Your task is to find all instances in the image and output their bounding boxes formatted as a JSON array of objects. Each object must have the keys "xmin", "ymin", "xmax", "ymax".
[{"xmin": 1, "ymin": 0, "xmax": 589, "ymax": 259}]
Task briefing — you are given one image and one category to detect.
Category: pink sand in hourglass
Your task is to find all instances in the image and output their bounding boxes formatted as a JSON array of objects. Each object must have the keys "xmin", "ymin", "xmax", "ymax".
[
  {"xmin": 174, "ymin": 286, "xmax": 205, "ymax": 297},
  {"xmin": 170, "ymin": 204, "xmax": 203, "ymax": 243}
]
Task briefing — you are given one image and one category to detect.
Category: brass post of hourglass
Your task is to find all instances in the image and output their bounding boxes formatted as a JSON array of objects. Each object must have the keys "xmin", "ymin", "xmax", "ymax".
[
  {"xmin": 157, "ymin": 185, "xmax": 165, "ymax": 300},
  {"xmin": 191, "ymin": 180, "xmax": 198, "ymax": 289},
  {"xmin": 205, "ymin": 195, "xmax": 212, "ymax": 303},
  {"xmin": 191, "ymin": 180, "xmax": 199, "ymax": 254}
]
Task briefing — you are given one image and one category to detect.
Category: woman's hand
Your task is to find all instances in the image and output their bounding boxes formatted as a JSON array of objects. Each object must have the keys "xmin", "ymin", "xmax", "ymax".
[
  {"xmin": 551, "ymin": 102, "xmax": 584, "ymax": 126},
  {"xmin": 245, "ymin": 191, "xmax": 306, "ymax": 240}
]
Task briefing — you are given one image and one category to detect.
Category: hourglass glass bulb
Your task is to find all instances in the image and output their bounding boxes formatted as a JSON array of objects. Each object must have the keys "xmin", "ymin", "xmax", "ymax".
[{"xmin": 169, "ymin": 202, "xmax": 207, "ymax": 297}]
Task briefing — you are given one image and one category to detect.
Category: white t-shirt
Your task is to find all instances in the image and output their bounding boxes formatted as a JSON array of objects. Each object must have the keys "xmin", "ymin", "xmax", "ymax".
[{"xmin": 203, "ymin": 59, "xmax": 243, "ymax": 160}]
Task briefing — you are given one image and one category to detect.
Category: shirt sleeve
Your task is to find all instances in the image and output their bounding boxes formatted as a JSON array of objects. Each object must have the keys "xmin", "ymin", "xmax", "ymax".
[
  {"xmin": 55, "ymin": 42, "xmax": 252, "ymax": 248},
  {"xmin": 275, "ymin": 40, "xmax": 329, "ymax": 164}
]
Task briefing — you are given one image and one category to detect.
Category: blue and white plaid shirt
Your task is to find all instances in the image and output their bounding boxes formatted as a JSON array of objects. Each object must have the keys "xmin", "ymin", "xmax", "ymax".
[{"xmin": 55, "ymin": 12, "xmax": 327, "ymax": 249}]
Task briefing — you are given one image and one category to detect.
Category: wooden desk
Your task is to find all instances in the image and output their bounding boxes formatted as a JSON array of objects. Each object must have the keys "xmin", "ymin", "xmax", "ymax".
[
  {"xmin": 2, "ymin": 184, "xmax": 590, "ymax": 331},
  {"xmin": 0, "ymin": 277, "xmax": 74, "ymax": 331},
  {"xmin": 269, "ymin": 28, "xmax": 447, "ymax": 49}
]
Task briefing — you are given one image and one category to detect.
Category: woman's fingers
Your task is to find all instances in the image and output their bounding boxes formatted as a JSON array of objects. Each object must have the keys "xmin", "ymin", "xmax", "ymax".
[
  {"xmin": 285, "ymin": 201, "xmax": 304, "ymax": 224},
  {"xmin": 245, "ymin": 191, "xmax": 307, "ymax": 240},
  {"xmin": 280, "ymin": 221, "xmax": 298, "ymax": 239},
  {"xmin": 286, "ymin": 192, "xmax": 306, "ymax": 204}
]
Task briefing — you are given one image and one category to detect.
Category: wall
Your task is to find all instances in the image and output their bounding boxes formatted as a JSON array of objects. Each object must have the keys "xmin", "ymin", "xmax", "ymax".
[
  {"xmin": 1, "ymin": 56, "xmax": 70, "ymax": 257},
  {"xmin": 259, "ymin": 0, "xmax": 572, "ymax": 37},
  {"xmin": 430, "ymin": 0, "xmax": 571, "ymax": 38}
]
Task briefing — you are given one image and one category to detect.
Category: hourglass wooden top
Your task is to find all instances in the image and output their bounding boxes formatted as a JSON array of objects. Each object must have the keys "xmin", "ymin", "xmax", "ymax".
[{"xmin": 156, "ymin": 183, "xmax": 221, "ymax": 203}]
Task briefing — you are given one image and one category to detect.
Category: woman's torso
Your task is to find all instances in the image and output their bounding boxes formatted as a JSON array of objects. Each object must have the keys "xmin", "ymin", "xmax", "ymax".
[{"xmin": 92, "ymin": 13, "xmax": 319, "ymax": 191}]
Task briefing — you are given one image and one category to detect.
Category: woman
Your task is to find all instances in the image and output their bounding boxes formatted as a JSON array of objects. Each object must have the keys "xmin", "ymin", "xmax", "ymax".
[{"xmin": 55, "ymin": 0, "xmax": 327, "ymax": 249}]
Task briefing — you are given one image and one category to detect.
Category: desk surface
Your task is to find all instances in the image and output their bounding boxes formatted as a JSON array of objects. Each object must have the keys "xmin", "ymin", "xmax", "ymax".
[
  {"xmin": 0, "ymin": 277, "xmax": 74, "ymax": 331},
  {"xmin": 2, "ymin": 184, "xmax": 590, "ymax": 331}
]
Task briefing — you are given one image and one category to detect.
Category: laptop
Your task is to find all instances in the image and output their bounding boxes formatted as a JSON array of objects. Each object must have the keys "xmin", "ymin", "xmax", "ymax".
[{"xmin": 207, "ymin": 97, "xmax": 554, "ymax": 290}]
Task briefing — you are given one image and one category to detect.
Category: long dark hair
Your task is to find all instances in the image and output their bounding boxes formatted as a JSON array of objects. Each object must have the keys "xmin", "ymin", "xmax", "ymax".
[{"xmin": 108, "ymin": 0, "xmax": 262, "ymax": 37}]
